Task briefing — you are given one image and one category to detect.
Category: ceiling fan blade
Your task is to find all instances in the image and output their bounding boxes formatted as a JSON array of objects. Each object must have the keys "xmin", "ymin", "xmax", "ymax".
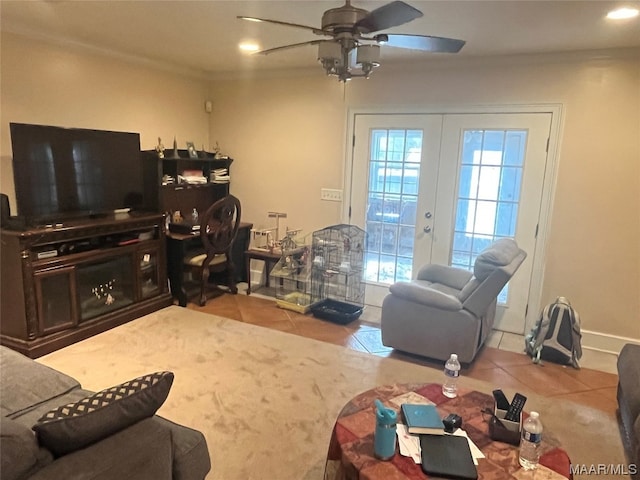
[
  {"xmin": 355, "ymin": 1, "xmax": 423, "ymax": 33},
  {"xmin": 383, "ymin": 34, "xmax": 465, "ymax": 53},
  {"xmin": 256, "ymin": 40, "xmax": 325, "ymax": 55},
  {"xmin": 237, "ymin": 16, "xmax": 328, "ymax": 36}
]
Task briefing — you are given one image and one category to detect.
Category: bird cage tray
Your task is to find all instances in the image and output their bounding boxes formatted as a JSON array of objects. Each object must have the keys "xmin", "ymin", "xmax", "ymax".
[
  {"xmin": 311, "ymin": 298, "xmax": 363, "ymax": 324},
  {"xmin": 276, "ymin": 292, "xmax": 313, "ymax": 314}
]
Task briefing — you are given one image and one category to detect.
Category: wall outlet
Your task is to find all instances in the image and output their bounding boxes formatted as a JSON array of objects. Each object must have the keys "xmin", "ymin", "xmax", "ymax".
[{"xmin": 321, "ymin": 188, "xmax": 343, "ymax": 202}]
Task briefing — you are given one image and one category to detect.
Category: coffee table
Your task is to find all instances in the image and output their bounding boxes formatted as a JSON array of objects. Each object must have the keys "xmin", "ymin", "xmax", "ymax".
[{"xmin": 324, "ymin": 383, "xmax": 571, "ymax": 480}]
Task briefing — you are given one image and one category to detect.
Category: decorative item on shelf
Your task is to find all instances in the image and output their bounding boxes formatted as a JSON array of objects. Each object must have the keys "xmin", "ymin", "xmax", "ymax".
[
  {"xmin": 172, "ymin": 136, "xmax": 179, "ymax": 158},
  {"xmin": 155, "ymin": 137, "xmax": 165, "ymax": 158},
  {"xmin": 213, "ymin": 141, "xmax": 221, "ymax": 159},
  {"xmin": 186, "ymin": 141, "xmax": 198, "ymax": 159}
]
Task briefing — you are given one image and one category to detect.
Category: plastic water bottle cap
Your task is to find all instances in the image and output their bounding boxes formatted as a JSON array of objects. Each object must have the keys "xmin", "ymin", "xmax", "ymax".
[
  {"xmin": 529, "ymin": 411, "xmax": 539, "ymax": 419},
  {"xmin": 451, "ymin": 354, "xmax": 458, "ymax": 360}
]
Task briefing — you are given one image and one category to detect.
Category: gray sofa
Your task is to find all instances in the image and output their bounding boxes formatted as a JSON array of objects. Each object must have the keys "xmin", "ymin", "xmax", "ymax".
[
  {"xmin": 617, "ymin": 343, "xmax": 640, "ymax": 479},
  {"xmin": 0, "ymin": 346, "xmax": 211, "ymax": 480},
  {"xmin": 381, "ymin": 238, "xmax": 526, "ymax": 364}
]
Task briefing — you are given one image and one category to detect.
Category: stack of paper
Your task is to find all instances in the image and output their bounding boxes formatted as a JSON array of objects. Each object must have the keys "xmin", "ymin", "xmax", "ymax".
[
  {"xmin": 178, "ymin": 174, "xmax": 207, "ymax": 184},
  {"xmin": 211, "ymin": 168, "xmax": 230, "ymax": 184}
]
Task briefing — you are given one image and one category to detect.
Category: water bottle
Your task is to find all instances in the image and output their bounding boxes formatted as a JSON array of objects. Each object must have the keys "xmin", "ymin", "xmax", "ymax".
[
  {"xmin": 373, "ymin": 399, "xmax": 397, "ymax": 461},
  {"xmin": 442, "ymin": 353, "xmax": 461, "ymax": 398},
  {"xmin": 519, "ymin": 411, "xmax": 543, "ymax": 470},
  {"xmin": 191, "ymin": 208, "xmax": 199, "ymax": 224}
]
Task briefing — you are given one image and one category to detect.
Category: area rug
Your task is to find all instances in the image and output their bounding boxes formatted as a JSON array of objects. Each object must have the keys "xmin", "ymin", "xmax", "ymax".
[{"xmin": 38, "ymin": 306, "xmax": 625, "ymax": 480}]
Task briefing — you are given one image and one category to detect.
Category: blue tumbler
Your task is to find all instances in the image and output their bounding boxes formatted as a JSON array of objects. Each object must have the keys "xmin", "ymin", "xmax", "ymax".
[{"xmin": 374, "ymin": 399, "xmax": 397, "ymax": 461}]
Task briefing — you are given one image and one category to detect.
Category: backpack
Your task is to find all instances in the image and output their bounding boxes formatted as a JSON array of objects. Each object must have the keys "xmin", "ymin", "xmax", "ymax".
[{"xmin": 525, "ymin": 297, "xmax": 582, "ymax": 369}]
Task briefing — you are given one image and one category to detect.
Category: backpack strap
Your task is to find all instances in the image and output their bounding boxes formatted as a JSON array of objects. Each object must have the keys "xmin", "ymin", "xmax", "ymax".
[
  {"xmin": 527, "ymin": 302, "xmax": 554, "ymax": 364},
  {"xmin": 569, "ymin": 307, "xmax": 583, "ymax": 369}
]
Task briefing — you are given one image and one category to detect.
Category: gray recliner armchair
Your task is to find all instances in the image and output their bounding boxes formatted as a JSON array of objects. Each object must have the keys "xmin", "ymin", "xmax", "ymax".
[{"xmin": 381, "ymin": 238, "xmax": 526, "ymax": 364}]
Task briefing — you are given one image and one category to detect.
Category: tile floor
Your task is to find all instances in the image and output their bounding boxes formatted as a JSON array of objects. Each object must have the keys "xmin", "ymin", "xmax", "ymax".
[{"xmin": 186, "ymin": 285, "xmax": 620, "ymax": 416}]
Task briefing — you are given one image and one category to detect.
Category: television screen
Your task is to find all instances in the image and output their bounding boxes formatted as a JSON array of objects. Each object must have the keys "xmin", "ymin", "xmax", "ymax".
[{"xmin": 9, "ymin": 123, "xmax": 156, "ymax": 225}]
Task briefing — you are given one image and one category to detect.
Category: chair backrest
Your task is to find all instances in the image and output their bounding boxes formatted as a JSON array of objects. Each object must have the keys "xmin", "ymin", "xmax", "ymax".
[
  {"xmin": 460, "ymin": 238, "xmax": 527, "ymax": 317},
  {"xmin": 199, "ymin": 195, "xmax": 241, "ymax": 255}
]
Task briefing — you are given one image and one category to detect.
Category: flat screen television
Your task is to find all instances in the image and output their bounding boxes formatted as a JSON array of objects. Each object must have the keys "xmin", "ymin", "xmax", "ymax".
[{"xmin": 9, "ymin": 123, "xmax": 157, "ymax": 226}]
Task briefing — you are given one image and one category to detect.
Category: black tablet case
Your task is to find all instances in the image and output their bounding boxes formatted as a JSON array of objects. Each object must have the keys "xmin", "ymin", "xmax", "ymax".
[{"xmin": 420, "ymin": 434, "xmax": 478, "ymax": 480}]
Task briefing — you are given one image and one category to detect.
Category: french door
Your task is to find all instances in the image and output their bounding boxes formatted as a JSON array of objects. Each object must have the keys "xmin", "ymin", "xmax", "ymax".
[{"xmin": 349, "ymin": 112, "xmax": 552, "ymax": 333}]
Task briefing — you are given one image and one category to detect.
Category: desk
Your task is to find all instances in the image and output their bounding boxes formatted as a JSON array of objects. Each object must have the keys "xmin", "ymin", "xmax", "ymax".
[
  {"xmin": 244, "ymin": 249, "xmax": 282, "ymax": 295},
  {"xmin": 324, "ymin": 383, "xmax": 571, "ymax": 480},
  {"xmin": 166, "ymin": 222, "xmax": 253, "ymax": 306}
]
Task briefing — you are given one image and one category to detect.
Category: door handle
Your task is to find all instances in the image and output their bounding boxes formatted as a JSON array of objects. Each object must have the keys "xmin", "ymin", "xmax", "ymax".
[{"xmin": 423, "ymin": 226, "xmax": 432, "ymax": 233}]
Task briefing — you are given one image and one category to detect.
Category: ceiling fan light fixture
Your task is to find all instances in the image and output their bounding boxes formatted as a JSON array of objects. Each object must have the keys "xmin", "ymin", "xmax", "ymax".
[
  {"xmin": 356, "ymin": 44, "xmax": 380, "ymax": 66},
  {"xmin": 318, "ymin": 41, "xmax": 344, "ymax": 74},
  {"xmin": 239, "ymin": 1, "xmax": 465, "ymax": 83}
]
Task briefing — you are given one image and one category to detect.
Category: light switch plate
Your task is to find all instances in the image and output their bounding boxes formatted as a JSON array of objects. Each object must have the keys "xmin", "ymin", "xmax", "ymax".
[{"xmin": 321, "ymin": 188, "xmax": 343, "ymax": 202}]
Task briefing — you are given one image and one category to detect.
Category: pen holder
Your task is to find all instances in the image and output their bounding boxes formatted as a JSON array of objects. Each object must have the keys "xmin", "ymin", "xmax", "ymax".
[{"xmin": 488, "ymin": 402, "xmax": 522, "ymax": 446}]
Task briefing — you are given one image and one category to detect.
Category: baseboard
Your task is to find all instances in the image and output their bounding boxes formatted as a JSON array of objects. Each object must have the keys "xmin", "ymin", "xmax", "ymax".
[{"xmin": 581, "ymin": 329, "xmax": 640, "ymax": 355}]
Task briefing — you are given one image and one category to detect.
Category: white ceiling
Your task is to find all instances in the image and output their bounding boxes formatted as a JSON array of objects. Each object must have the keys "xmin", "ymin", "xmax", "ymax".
[{"xmin": 2, "ymin": 1, "xmax": 639, "ymax": 78}]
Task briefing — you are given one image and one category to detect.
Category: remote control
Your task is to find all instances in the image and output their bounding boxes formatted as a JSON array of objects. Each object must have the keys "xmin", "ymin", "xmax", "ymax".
[
  {"xmin": 505, "ymin": 393, "xmax": 527, "ymax": 422},
  {"xmin": 492, "ymin": 389, "xmax": 510, "ymax": 411}
]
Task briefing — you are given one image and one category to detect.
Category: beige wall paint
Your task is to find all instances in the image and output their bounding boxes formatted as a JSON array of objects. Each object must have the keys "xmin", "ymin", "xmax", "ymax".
[
  {"xmin": 1, "ymin": 31, "xmax": 638, "ymax": 343},
  {"xmin": 209, "ymin": 52, "xmax": 640, "ymax": 342},
  {"xmin": 1, "ymin": 32, "xmax": 211, "ymax": 211}
]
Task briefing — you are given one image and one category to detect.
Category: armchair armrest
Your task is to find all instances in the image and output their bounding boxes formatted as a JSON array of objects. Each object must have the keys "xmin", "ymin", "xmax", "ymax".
[
  {"xmin": 389, "ymin": 281, "xmax": 463, "ymax": 311},
  {"xmin": 28, "ymin": 418, "xmax": 173, "ymax": 480},
  {"xmin": 416, "ymin": 264, "xmax": 473, "ymax": 290}
]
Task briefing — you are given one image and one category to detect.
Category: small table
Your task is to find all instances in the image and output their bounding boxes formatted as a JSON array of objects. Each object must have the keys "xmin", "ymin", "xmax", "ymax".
[
  {"xmin": 244, "ymin": 249, "xmax": 282, "ymax": 295},
  {"xmin": 324, "ymin": 383, "xmax": 572, "ymax": 480}
]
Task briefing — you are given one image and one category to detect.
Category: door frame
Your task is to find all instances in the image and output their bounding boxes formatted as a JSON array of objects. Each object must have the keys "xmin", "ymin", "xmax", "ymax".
[{"xmin": 342, "ymin": 104, "xmax": 564, "ymax": 334}]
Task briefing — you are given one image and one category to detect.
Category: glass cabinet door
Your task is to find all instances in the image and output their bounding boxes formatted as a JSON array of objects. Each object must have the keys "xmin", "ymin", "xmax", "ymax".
[
  {"xmin": 139, "ymin": 249, "xmax": 160, "ymax": 299},
  {"xmin": 34, "ymin": 266, "xmax": 78, "ymax": 335}
]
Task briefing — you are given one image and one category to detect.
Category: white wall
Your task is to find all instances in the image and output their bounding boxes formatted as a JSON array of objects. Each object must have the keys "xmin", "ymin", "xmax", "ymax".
[
  {"xmin": 1, "ymin": 30, "xmax": 638, "ymax": 346},
  {"xmin": 0, "ymin": 32, "xmax": 212, "ymax": 210}
]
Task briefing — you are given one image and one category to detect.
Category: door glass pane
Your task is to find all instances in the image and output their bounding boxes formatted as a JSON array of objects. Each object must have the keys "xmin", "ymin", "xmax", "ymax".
[
  {"xmin": 365, "ymin": 129, "xmax": 423, "ymax": 284},
  {"xmin": 452, "ymin": 129, "xmax": 527, "ymax": 303}
]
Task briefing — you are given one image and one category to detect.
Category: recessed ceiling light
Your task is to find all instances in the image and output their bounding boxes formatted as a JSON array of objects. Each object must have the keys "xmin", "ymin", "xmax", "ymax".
[
  {"xmin": 606, "ymin": 7, "xmax": 639, "ymax": 19},
  {"xmin": 239, "ymin": 42, "xmax": 260, "ymax": 53}
]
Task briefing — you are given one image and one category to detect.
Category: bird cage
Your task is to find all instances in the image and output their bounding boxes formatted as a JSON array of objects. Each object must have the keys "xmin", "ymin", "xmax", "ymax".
[
  {"xmin": 269, "ymin": 230, "xmax": 312, "ymax": 313},
  {"xmin": 310, "ymin": 224, "xmax": 366, "ymax": 324}
]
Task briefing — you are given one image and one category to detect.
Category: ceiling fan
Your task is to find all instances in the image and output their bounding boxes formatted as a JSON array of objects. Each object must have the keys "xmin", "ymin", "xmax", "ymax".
[{"xmin": 238, "ymin": 0, "xmax": 465, "ymax": 82}]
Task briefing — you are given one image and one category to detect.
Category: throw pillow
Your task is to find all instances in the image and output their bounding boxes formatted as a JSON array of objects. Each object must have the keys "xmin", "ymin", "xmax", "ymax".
[{"xmin": 32, "ymin": 371, "xmax": 174, "ymax": 457}]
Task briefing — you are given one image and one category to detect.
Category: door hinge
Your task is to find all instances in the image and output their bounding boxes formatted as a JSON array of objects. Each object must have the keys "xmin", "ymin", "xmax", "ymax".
[
  {"xmin": 546, "ymin": 137, "xmax": 550, "ymax": 153},
  {"xmin": 535, "ymin": 224, "xmax": 539, "ymax": 238},
  {"xmin": 348, "ymin": 206, "xmax": 352, "ymax": 218},
  {"xmin": 525, "ymin": 304, "xmax": 529, "ymax": 317},
  {"xmin": 352, "ymin": 135, "xmax": 356, "ymax": 147}
]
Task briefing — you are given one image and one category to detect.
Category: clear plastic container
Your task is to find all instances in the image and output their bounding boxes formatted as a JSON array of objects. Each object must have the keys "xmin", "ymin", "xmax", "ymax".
[
  {"xmin": 442, "ymin": 353, "xmax": 461, "ymax": 398},
  {"xmin": 519, "ymin": 411, "xmax": 543, "ymax": 470}
]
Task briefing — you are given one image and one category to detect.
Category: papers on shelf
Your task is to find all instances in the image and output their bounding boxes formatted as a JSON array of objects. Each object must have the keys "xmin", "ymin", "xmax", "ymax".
[
  {"xmin": 211, "ymin": 167, "xmax": 230, "ymax": 184},
  {"xmin": 178, "ymin": 175, "xmax": 207, "ymax": 184},
  {"xmin": 396, "ymin": 424, "xmax": 485, "ymax": 465}
]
